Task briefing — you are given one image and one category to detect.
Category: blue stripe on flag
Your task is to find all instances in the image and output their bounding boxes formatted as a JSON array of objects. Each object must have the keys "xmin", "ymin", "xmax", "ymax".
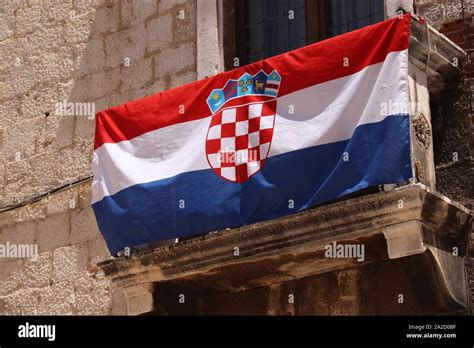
[{"xmin": 93, "ymin": 114, "xmax": 411, "ymax": 255}]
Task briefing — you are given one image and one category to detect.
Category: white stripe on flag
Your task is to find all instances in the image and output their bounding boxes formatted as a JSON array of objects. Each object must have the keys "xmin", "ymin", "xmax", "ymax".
[{"xmin": 92, "ymin": 49, "xmax": 408, "ymax": 204}]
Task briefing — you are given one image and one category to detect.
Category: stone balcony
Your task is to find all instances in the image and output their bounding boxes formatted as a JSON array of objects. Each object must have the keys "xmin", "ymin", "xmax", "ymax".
[
  {"xmin": 98, "ymin": 15, "xmax": 472, "ymax": 315},
  {"xmin": 409, "ymin": 13, "xmax": 467, "ymax": 94},
  {"xmin": 99, "ymin": 184, "xmax": 471, "ymax": 315}
]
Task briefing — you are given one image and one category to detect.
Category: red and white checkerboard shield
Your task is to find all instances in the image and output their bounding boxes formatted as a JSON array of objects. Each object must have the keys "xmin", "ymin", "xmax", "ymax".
[{"xmin": 205, "ymin": 100, "xmax": 277, "ymax": 183}]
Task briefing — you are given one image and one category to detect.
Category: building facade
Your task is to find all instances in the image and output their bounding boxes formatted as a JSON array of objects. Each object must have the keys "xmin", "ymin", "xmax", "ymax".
[{"xmin": 0, "ymin": 0, "xmax": 472, "ymax": 315}]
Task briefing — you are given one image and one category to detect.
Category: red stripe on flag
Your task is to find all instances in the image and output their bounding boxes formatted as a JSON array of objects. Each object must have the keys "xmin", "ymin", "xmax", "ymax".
[{"xmin": 94, "ymin": 15, "xmax": 410, "ymax": 149}]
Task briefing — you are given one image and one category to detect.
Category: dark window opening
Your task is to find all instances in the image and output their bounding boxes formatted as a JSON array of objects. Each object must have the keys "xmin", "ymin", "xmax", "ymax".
[
  {"xmin": 226, "ymin": 0, "xmax": 385, "ymax": 69},
  {"xmin": 244, "ymin": 0, "xmax": 307, "ymax": 64},
  {"xmin": 325, "ymin": 0, "xmax": 385, "ymax": 38}
]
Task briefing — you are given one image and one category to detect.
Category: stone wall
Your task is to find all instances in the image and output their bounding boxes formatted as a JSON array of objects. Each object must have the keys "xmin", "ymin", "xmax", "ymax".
[
  {"xmin": 1, "ymin": 0, "xmax": 472, "ymax": 316},
  {"xmin": 414, "ymin": 0, "xmax": 474, "ymax": 209},
  {"xmin": 415, "ymin": 0, "xmax": 474, "ymax": 30},
  {"xmin": 0, "ymin": 0, "xmax": 197, "ymax": 315},
  {"xmin": 415, "ymin": 0, "xmax": 474, "ymax": 313}
]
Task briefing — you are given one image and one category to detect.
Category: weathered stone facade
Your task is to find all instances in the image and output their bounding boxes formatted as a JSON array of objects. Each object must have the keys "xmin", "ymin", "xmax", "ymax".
[
  {"xmin": 0, "ymin": 0, "xmax": 472, "ymax": 316},
  {"xmin": 414, "ymin": 0, "xmax": 474, "ymax": 314},
  {"xmin": 0, "ymin": 0, "xmax": 196, "ymax": 315}
]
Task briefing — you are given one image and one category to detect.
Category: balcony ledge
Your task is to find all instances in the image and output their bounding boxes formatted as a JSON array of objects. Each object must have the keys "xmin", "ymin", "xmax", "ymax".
[
  {"xmin": 98, "ymin": 184, "xmax": 472, "ymax": 315},
  {"xmin": 409, "ymin": 14, "xmax": 467, "ymax": 94}
]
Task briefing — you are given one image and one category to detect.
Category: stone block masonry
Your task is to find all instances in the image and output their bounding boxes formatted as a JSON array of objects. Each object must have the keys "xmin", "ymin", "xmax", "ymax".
[
  {"xmin": 0, "ymin": 0, "xmax": 198, "ymax": 315},
  {"xmin": 415, "ymin": 0, "xmax": 474, "ymax": 314},
  {"xmin": 0, "ymin": 180, "xmax": 125, "ymax": 315},
  {"xmin": 2, "ymin": 0, "xmax": 470, "ymax": 316}
]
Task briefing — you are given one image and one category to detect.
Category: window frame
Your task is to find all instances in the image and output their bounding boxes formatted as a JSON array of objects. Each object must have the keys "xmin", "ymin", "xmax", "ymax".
[{"xmin": 222, "ymin": 0, "xmax": 386, "ymax": 71}]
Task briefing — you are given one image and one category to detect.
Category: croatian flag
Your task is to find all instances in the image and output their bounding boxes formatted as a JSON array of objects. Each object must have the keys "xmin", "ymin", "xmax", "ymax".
[{"xmin": 92, "ymin": 15, "xmax": 412, "ymax": 255}]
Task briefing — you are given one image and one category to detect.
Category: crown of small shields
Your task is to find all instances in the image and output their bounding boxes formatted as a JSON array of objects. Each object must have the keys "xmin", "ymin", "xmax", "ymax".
[{"xmin": 207, "ymin": 69, "xmax": 282, "ymax": 114}]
